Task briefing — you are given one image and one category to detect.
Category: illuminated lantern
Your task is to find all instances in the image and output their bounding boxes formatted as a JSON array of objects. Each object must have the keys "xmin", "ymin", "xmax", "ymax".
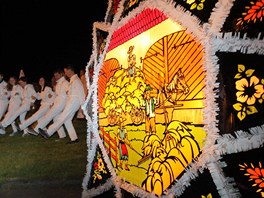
[{"xmin": 82, "ymin": 0, "xmax": 264, "ymax": 197}]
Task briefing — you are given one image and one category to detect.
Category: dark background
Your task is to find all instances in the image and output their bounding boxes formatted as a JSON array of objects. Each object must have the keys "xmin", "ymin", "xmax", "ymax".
[{"xmin": 1, "ymin": 0, "xmax": 108, "ymax": 83}]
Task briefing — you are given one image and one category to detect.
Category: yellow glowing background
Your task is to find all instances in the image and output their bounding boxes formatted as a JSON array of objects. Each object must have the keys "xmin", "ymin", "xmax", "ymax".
[{"xmin": 98, "ymin": 17, "xmax": 206, "ymax": 195}]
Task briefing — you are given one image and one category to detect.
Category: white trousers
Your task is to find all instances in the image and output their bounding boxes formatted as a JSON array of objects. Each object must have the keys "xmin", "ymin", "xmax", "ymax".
[
  {"xmin": 2, "ymin": 102, "xmax": 30, "ymax": 128},
  {"xmin": 34, "ymin": 99, "xmax": 66, "ymax": 138},
  {"xmin": 0, "ymin": 100, "xmax": 9, "ymax": 121},
  {"xmin": 4, "ymin": 101, "xmax": 22, "ymax": 132},
  {"xmin": 20, "ymin": 103, "xmax": 50, "ymax": 130},
  {"xmin": 47, "ymin": 97, "xmax": 80, "ymax": 141}
]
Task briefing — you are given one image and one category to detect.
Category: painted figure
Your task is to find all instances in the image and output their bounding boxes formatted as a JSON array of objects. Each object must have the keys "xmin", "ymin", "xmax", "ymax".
[
  {"xmin": 127, "ymin": 45, "xmax": 136, "ymax": 77},
  {"xmin": 117, "ymin": 117, "xmax": 130, "ymax": 171},
  {"xmin": 143, "ymin": 85, "xmax": 157, "ymax": 135}
]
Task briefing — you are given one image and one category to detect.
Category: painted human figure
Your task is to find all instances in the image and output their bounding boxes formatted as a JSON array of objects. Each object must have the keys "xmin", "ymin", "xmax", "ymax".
[
  {"xmin": 117, "ymin": 117, "xmax": 130, "ymax": 171},
  {"xmin": 0, "ymin": 72, "xmax": 10, "ymax": 122},
  {"xmin": 18, "ymin": 77, "xmax": 55, "ymax": 132},
  {"xmin": 3, "ymin": 76, "xmax": 23, "ymax": 135},
  {"xmin": 143, "ymin": 85, "xmax": 157, "ymax": 135},
  {"xmin": 127, "ymin": 45, "xmax": 136, "ymax": 77},
  {"xmin": 0, "ymin": 76, "xmax": 37, "ymax": 135}
]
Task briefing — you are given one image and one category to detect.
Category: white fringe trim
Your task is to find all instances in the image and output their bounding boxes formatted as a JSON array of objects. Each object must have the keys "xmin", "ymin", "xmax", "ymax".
[
  {"xmin": 207, "ymin": 162, "xmax": 240, "ymax": 198},
  {"xmin": 213, "ymin": 32, "xmax": 264, "ymax": 54},
  {"xmin": 82, "ymin": 0, "xmax": 264, "ymax": 197},
  {"xmin": 207, "ymin": 0, "xmax": 235, "ymax": 34},
  {"xmin": 217, "ymin": 125, "xmax": 264, "ymax": 156}
]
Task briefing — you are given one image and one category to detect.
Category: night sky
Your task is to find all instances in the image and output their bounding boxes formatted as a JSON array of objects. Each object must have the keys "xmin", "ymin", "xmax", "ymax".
[{"xmin": 1, "ymin": 0, "xmax": 108, "ymax": 83}]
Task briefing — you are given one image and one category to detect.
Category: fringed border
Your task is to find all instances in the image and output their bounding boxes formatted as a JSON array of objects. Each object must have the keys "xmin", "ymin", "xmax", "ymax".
[
  {"xmin": 217, "ymin": 124, "xmax": 264, "ymax": 156},
  {"xmin": 212, "ymin": 32, "xmax": 264, "ymax": 54},
  {"xmin": 207, "ymin": 162, "xmax": 241, "ymax": 198},
  {"xmin": 82, "ymin": 178, "xmax": 114, "ymax": 198},
  {"xmin": 207, "ymin": 0, "xmax": 235, "ymax": 34},
  {"xmin": 82, "ymin": 0, "xmax": 264, "ymax": 197}
]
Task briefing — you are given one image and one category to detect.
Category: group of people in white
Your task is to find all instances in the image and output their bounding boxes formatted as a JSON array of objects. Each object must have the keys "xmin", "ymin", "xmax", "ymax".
[{"xmin": 0, "ymin": 65, "xmax": 87, "ymax": 144}]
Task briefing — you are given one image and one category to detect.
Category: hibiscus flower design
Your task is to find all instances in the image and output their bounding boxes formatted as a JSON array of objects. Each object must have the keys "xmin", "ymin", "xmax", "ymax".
[
  {"xmin": 239, "ymin": 162, "xmax": 264, "ymax": 194},
  {"xmin": 236, "ymin": 76, "xmax": 264, "ymax": 105},
  {"xmin": 236, "ymin": 0, "xmax": 264, "ymax": 27},
  {"xmin": 233, "ymin": 64, "xmax": 264, "ymax": 121}
]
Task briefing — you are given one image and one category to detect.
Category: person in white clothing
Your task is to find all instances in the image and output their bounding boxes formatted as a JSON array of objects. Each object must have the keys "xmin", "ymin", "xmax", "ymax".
[
  {"xmin": 2, "ymin": 76, "xmax": 23, "ymax": 135},
  {"xmin": 39, "ymin": 65, "xmax": 85, "ymax": 144},
  {"xmin": 0, "ymin": 76, "xmax": 37, "ymax": 135},
  {"xmin": 0, "ymin": 72, "xmax": 10, "ymax": 122},
  {"xmin": 26, "ymin": 69, "xmax": 69, "ymax": 140},
  {"xmin": 16, "ymin": 77, "xmax": 55, "ymax": 132},
  {"xmin": 77, "ymin": 69, "xmax": 87, "ymax": 119}
]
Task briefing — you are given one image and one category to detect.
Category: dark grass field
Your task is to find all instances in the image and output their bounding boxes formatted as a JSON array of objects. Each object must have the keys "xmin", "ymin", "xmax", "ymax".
[{"xmin": 0, "ymin": 118, "xmax": 88, "ymax": 198}]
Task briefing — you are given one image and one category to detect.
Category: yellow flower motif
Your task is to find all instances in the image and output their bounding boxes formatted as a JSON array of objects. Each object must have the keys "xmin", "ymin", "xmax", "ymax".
[
  {"xmin": 236, "ymin": 76, "xmax": 264, "ymax": 105},
  {"xmin": 186, "ymin": 0, "xmax": 195, "ymax": 4}
]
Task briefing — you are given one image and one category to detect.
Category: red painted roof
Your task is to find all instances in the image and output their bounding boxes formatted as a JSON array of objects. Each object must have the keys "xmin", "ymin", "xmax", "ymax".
[{"xmin": 107, "ymin": 8, "xmax": 168, "ymax": 52}]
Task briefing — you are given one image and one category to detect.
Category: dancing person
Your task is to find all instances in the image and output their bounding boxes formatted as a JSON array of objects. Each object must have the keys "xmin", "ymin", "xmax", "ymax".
[
  {"xmin": 77, "ymin": 68, "xmax": 87, "ymax": 119},
  {"xmin": 38, "ymin": 65, "xmax": 85, "ymax": 144},
  {"xmin": 0, "ymin": 72, "xmax": 10, "ymax": 122},
  {"xmin": 0, "ymin": 76, "xmax": 37, "ymax": 135},
  {"xmin": 26, "ymin": 68, "xmax": 69, "ymax": 140},
  {"xmin": 16, "ymin": 77, "xmax": 55, "ymax": 133},
  {"xmin": 3, "ymin": 76, "xmax": 23, "ymax": 136}
]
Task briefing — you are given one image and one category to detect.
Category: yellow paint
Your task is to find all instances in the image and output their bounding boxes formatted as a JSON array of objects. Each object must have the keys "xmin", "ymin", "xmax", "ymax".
[{"xmin": 105, "ymin": 19, "xmax": 184, "ymax": 69}]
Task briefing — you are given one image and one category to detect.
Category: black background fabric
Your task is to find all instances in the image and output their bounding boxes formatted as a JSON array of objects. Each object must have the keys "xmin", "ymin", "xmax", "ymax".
[
  {"xmin": 222, "ymin": 147, "xmax": 264, "ymax": 198},
  {"xmin": 216, "ymin": 52, "xmax": 264, "ymax": 135}
]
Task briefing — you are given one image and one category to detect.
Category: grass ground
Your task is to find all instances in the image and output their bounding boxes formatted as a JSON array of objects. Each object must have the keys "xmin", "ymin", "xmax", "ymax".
[{"xmin": 0, "ymin": 118, "xmax": 87, "ymax": 198}]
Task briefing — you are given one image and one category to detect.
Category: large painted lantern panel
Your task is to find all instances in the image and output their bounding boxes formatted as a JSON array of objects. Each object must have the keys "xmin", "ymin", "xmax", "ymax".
[{"xmin": 98, "ymin": 8, "xmax": 206, "ymax": 195}]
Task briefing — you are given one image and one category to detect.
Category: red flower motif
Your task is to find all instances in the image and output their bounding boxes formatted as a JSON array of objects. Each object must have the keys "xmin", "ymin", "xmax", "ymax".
[
  {"xmin": 236, "ymin": 0, "xmax": 264, "ymax": 27},
  {"xmin": 240, "ymin": 162, "xmax": 264, "ymax": 193}
]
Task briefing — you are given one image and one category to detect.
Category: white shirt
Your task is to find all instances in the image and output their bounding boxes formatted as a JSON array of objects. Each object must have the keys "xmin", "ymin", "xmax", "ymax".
[
  {"xmin": 55, "ymin": 76, "xmax": 69, "ymax": 101},
  {"xmin": 0, "ymin": 80, "xmax": 9, "ymax": 101},
  {"xmin": 68, "ymin": 74, "xmax": 85, "ymax": 105},
  {"xmin": 9, "ymin": 84, "xmax": 23, "ymax": 105},
  {"xmin": 22, "ymin": 84, "xmax": 37, "ymax": 104},
  {"xmin": 37, "ymin": 86, "xmax": 55, "ymax": 105},
  {"xmin": 144, "ymin": 98, "xmax": 157, "ymax": 118}
]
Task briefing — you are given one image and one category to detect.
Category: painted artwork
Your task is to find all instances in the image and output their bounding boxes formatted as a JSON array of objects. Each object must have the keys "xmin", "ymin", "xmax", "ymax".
[
  {"xmin": 217, "ymin": 52, "xmax": 264, "ymax": 134},
  {"xmin": 96, "ymin": 28, "xmax": 108, "ymax": 61},
  {"xmin": 106, "ymin": 0, "xmax": 122, "ymax": 22},
  {"xmin": 180, "ymin": 169, "xmax": 220, "ymax": 198},
  {"xmin": 222, "ymin": 0, "xmax": 264, "ymax": 37},
  {"xmin": 97, "ymin": 8, "xmax": 206, "ymax": 195},
  {"xmin": 222, "ymin": 147, "xmax": 264, "ymax": 198},
  {"xmin": 172, "ymin": 0, "xmax": 218, "ymax": 23},
  {"xmin": 83, "ymin": 0, "xmax": 264, "ymax": 197},
  {"xmin": 88, "ymin": 147, "xmax": 112, "ymax": 189},
  {"xmin": 121, "ymin": 0, "xmax": 142, "ymax": 18}
]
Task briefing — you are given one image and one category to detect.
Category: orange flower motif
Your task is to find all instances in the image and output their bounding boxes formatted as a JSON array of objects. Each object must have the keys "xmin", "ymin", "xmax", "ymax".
[
  {"xmin": 236, "ymin": 76, "xmax": 264, "ymax": 105},
  {"xmin": 239, "ymin": 162, "xmax": 264, "ymax": 194},
  {"xmin": 236, "ymin": 0, "xmax": 264, "ymax": 26}
]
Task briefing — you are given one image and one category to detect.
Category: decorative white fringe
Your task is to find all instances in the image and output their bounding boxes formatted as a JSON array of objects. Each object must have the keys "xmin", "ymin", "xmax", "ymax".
[
  {"xmin": 82, "ymin": 0, "xmax": 264, "ymax": 197},
  {"xmin": 208, "ymin": 0, "xmax": 235, "ymax": 34},
  {"xmin": 82, "ymin": 178, "xmax": 114, "ymax": 198},
  {"xmin": 212, "ymin": 32, "xmax": 264, "ymax": 54},
  {"xmin": 217, "ymin": 125, "xmax": 264, "ymax": 156},
  {"xmin": 207, "ymin": 162, "xmax": 241, "ymax": 198}
]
